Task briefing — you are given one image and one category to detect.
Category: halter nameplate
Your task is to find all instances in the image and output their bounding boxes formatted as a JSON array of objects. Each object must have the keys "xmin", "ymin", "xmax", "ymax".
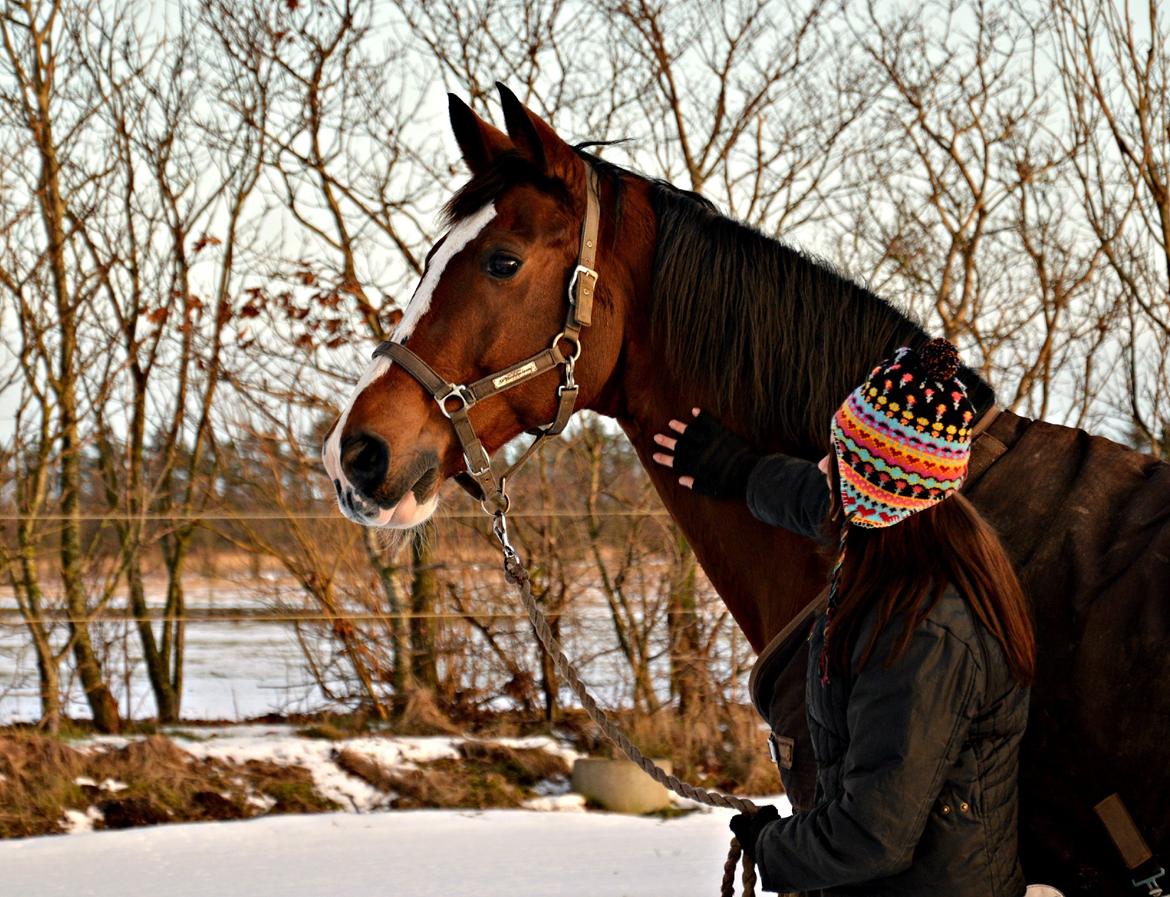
[{"xmin": 493, "ymin": 362, "xmax": 539, "ymax": 390}]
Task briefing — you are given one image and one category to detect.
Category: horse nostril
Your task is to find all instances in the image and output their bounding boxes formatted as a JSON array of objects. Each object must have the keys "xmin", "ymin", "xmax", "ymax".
[{"xmin": 340, "ymin": 432, "xmax": 390, "ymax": 499}]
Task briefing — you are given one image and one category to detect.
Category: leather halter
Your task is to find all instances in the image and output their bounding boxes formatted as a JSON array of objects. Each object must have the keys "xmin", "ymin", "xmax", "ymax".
[{"xmin": 372, "ymin": 162, "xmax": 601, "ymax": 515}]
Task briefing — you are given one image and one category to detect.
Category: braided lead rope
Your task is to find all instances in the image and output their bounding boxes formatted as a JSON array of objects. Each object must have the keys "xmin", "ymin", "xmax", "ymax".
[{"xmin": 500, "ymin": 548, "xmax": 760, "ymax": 897}]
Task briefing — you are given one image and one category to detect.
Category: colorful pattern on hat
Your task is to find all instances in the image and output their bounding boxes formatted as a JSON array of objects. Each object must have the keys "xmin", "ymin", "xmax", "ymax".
[{"xmin": 830, "ymin": 343, "xmax": 975, "ymax": 529}]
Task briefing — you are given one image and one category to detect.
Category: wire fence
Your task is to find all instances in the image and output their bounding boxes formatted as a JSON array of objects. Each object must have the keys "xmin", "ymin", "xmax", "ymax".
[
  {"xmin": 0, "ymin": 509, "xmax": 674, "ymax": 521},
  {"xmin": 0, "ymin": 610, "xmax": 727, "ymax": 625}
]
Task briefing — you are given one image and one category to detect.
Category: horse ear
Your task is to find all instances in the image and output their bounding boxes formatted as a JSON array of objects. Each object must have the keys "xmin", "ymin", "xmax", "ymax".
[
  {"xmin": 495, "ymin": 82, "xmax": 575, "ymax": 175},
  {"xmin": 448, "ymin": 93, "xmax": 512, "ymax": 176}
]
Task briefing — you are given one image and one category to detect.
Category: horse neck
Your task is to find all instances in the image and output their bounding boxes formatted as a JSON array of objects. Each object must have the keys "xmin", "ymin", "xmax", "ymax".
[
  {"xmin": 609, "ymin": 355, "xmax": 829, "ymax": 652},
  {"xmin": 593, "ymin": 181, "xmax": 830, "ymax": 650}
]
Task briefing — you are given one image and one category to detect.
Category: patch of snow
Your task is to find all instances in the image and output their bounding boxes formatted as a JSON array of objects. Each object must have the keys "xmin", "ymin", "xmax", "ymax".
[
  {"xmin": 60, "ymin": 806, "xmax": 103, "ymax": 834},
  {"xmin": 522, "ymin": 793, "xmax": 587, "ymax": 812},
  {"xmin": 339, "ymin": 735, "xmax": 463, "ymax": 767},
  {"xmin": 176, "ymin": 733, "xmax": 389, "ymax": 812},
  {"xmin": 162, "ymin": 730, "xmax": 476, "ymax": 812},
  {"xmin": 245, "ymin": 792, "xmax": 276, "ymax": 812},
  {"xmin": 491, "ymin": 735, "xmax": 582, "ymax": 767},
  {"xmin": 170, "ymin": 724, "xmax": 297, "ymax": 740},
  {"xmin": 73, "ymin": 776, "xmax": 97, "ymax": 788},
  {"xmin": 532, "ymin": 776, "xmax": 571, "ymax": 797},
  {"xmin": 100, "ymin": 778, "xmax": 128, "ymax": 793},
  {"xmin": 669, "ymin": 794, "xmax": 718, "ymax": 813}
]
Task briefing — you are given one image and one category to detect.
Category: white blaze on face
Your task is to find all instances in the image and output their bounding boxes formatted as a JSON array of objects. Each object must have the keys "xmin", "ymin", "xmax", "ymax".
[
  {"xmin": 394, "ymin": 202, "xmax": 498, "ymax": 342},
  {"xmin": 323, "ymin": 203, "xmax": 497, "ymax": 527}
]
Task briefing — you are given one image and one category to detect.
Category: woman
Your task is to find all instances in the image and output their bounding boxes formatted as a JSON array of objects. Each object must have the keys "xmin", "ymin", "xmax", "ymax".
[{"xmin": 652, "ymin": 338, "xmax": 1035, "ymax": 897}]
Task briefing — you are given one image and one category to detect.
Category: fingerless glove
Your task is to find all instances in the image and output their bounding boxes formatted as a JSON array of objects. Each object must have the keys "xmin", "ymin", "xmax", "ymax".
[{"xmin": 672, "ymin": 410, "xmax": 761, "ymax": 500}]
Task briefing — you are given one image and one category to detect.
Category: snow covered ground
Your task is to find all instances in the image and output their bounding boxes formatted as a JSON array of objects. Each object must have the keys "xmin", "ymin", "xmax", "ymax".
[
  {"xmin": 2, "ymin": 723, "xmax": 787, "ymax": 896},
  {"xmin": 0, "ymin": 805, "xmax": 785, "ymax": 897}
]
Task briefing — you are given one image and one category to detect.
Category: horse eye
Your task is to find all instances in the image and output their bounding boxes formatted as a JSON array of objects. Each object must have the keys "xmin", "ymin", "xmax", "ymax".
[{"xmin": 487, "ymin": 253, "xmax": 521, "ymax": 279}]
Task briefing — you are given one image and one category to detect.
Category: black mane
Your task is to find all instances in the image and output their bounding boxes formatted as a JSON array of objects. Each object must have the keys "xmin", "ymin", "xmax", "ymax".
[{"xmin": 647, "ymin": 184, "xmax": 995, "ymax": 454}]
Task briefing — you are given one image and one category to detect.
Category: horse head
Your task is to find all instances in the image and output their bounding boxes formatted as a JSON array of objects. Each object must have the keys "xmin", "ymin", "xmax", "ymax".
[{"xmin": 322, "ymin": 84, "xmax": 630, "ymax": 527}]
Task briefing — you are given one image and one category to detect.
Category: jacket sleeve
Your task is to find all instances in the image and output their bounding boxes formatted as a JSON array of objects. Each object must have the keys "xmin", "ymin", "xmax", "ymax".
[
  {"xmin": 745, "ymin": 453, "xmax": 832, "ymax": 542},
  {"xmin": 754, "ymin": 614, "xmax": 982, "ymax": 892}
]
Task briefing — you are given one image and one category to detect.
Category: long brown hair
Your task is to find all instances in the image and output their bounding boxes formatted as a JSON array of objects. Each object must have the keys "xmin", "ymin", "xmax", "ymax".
[{"xmin": 821, "ymin": 464, "xmax": 1036, "ymax": 686}]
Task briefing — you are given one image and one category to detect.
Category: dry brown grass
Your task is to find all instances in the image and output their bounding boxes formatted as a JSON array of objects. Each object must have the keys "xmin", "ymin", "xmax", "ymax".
[
  {"xmin": 333, "ymin": 740, "xmax": 570, "ymax": 810},
  {"xmin": 394, "ymin": 690, "xmax": 463, "ymax": 736},
  {"xmin": 0, "ymin": 700, "xmax": 779, "ymax": 839},
  {"xmin": 0, "ymin": 734, "xmax": 339, "ymax": 837}
]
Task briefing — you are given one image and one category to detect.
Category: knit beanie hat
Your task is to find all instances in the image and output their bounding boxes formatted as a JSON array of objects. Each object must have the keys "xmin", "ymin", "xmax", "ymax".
[
  {"xmin": 832, "ymin": 338, "xmax": 975, "ymax": 526},
  {"xmin": 818, "ymin": 337, "xmax": 976, "ymax": 684}
]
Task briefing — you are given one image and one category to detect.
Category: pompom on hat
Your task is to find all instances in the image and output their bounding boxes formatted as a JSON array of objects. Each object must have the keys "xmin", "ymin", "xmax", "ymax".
[{"xmin": 818, "ymin": 337, "xmax": 976, "ymax": 684}]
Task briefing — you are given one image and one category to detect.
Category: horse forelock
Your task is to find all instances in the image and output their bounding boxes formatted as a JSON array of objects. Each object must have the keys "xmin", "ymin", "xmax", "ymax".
[
  {"xmin": 645, "ymin": 185, "xmax": 996, "ymax": 454},
  {"xmin": 442, "ymin": 151, "xmax": 574, "ymax": 226}
]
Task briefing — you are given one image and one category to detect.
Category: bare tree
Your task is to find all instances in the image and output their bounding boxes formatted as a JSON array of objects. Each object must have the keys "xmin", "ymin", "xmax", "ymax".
[
  {"xmin": 829, "ymin": 0, "xmax": 1117, "ymax": 427},
  {"xmin": 0, "ymin": 0, "xmax": 121, "ymax": 731},
  {"xmin": 1051, "ymin": 0, "xmax": 1170, "ymax": 452}
]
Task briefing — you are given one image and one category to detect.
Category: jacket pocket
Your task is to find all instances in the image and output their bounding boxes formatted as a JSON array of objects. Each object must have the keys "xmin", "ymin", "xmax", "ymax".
[{"xmin": 915, "ymin": 782, "xmax": 991, "ymax": 889}]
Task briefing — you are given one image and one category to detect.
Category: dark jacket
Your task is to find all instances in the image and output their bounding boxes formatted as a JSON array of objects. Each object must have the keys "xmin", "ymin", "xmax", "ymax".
[{"xmin": 744, "ymin": 454, "xmax": 1030, "ymax": 897}]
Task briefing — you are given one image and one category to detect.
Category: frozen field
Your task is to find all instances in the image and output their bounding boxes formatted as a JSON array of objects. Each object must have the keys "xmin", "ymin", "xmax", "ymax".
[
  {"xmin": 0, "ymin": 616, "xmax": 331, "ymax": 723},
  {"xmin": 0, "ymin": 577, "xmax": 339, "ymax": 722},
  {"xmin": 1, "ymin": 573, "xmax": 746, "ymax": 725}
]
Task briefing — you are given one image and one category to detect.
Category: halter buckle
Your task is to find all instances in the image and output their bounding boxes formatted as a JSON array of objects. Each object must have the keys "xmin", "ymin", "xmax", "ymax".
[
  {"xmin": 568, "ymin": 264, "xmax": 597, "ymax": 301},
  {"xmin": 464, "ymin": 453, "xmax": 491, "ymax": 477},
  {"xmin": 568, "ymin": 265, "xmax": 597, "ymax": 328},
  {"xmin": 436, "ymin": 383, "xmax": 474, "ymax": 418}
]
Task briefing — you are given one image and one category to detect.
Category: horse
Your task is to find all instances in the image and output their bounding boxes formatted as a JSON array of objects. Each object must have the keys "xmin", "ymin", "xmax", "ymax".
[{"xmin": 322, "ymin": 83, "xmax": 1169, "ymax": 897}]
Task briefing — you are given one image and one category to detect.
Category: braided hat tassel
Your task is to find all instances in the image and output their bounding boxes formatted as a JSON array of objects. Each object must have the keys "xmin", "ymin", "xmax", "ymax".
[{"xmin": 818, "ymin": 524, "xmax": 850, "ymax": 686}]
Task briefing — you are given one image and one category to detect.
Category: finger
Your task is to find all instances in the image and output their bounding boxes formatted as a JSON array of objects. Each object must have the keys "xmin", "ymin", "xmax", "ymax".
[
  {"xmin": 668, "ymin": 418, "xmax": 687, "ymax": 435},
  {"xmin": 653, "ymin": 432, "xmax": 678, "ymax": 451},
  {"xmin": 652, "ymin": 452, "xmax": 674, "ymax": 468},
  {"xmin": 680, "ymin": 476, "xmax": 694, "ymax": 489}
]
